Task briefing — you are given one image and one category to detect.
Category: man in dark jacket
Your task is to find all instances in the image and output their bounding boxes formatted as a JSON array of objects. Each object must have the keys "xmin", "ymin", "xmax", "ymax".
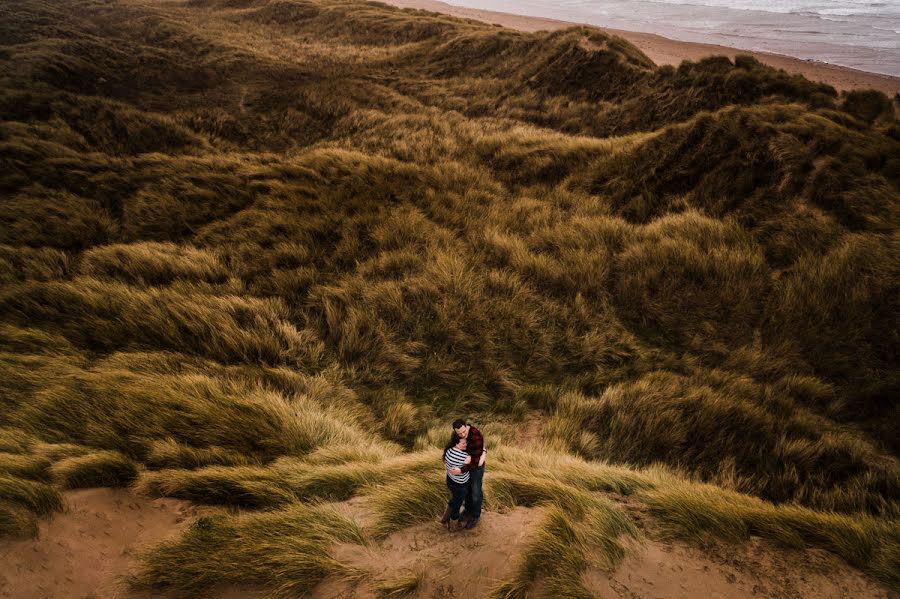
[{"xmin": 447, "ymin": 418, "xmax": 485, "ymax": 529}]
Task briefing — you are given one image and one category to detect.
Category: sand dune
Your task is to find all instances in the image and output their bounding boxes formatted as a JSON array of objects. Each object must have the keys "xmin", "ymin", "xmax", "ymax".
[
  {"xmin": 2, "ymin": 0, "xmax": 897, "ymax": 596},
  {"xmin": 1, "ymin": 489, "xmax": 890, "ymax": 598},
  {"xmin": 381, "ymin": 0, "xmax": 900, "ymax": 94}
]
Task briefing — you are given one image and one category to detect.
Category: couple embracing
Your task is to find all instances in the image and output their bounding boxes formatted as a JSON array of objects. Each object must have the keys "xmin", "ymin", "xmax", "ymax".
[{"xmin": 441, "ymin": 419, "xmax": 485, "ymax": 531}]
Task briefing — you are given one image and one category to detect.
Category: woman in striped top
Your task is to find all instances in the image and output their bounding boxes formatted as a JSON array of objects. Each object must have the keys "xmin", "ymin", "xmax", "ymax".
[{"xmin": 443, "ymin": 434, "xmax": 471, "ymax": 531}]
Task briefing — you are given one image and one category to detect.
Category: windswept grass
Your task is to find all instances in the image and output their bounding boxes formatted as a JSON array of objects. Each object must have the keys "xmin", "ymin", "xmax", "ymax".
[
  {"xmin": 0, "ymin": 502, "xmax": 38, "ymax": 538},
  {"xmin": 0, "ymin": 245, "xmax": 70, "ymax": 284},
  {"xmin": 641, "ymin": 483, "xmax": 900, "ymax": 587},
  {"xmin": 492, "ymin": 502, "xmax": 637, "ymax": 598},
  {"xmin": 131, "ymin": 503, "xmax": 366, "ymax": 597},
  {"xmin": 613, "ymin": 210, "xmax": 769, "ymax": 347},
  {"xmin": 138, "ymin": 466, "xmax": 299, "ymax": 508},
  {"xmin": 0, "ymin": 428, "xmax": 35, "ymax": 454},
  {"xmin": 0, "ymin": 474, "xmax": 63, "ymax": 516},
  {"xmin": 544, "ymin": 374, "xmax": 899, "ymax": 514},
  {"xmin": 375, "ymin": 570, "xmax": 425, "ymax": 598},
  {"xmin": 16, "ymin": 368, "xmax": 370, "ymax": 460},
  {"xmin": 0, "ymin": 452, "xmax": 51, "ymax": 481},
  {"xmin": 79, "ymin": 242, "xmax": 230, "ymax": 286},
  {"xmin": 490, "ymin": 445, "xmax": 654, "ymax": 496},
  {"xmin": 368, "ymin": 470, "xmax": 448, "ymax": 536},
  {"xmin": 0, "ymin": 279, "xmax": 323, "ymax": 365},
  {"xmin": 145, "ymin": 438, "xmax": 256, "ymax": 470},
  {"xmin": 0, "ymin": 0, "xmax": 897, "ymax": 590},
  {"xmin": 139, "ymin": 456, "xmax": 388, "ymax": 507},
  {"xmin": 50, "ymin": 450, "xmax": 138, "ymax": 489},
  {"xmin": 767, "ymin": 232, "xmax": 900, "ymax": 415}
]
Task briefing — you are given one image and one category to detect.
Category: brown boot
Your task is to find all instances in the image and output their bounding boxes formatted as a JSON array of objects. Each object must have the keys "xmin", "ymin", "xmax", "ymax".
[
  {"xmin": 447, "ymin": 519, "xmax": 463, "ymax": 532},
  {"xmin": 459, "ymin": 511, "xmax": 472, "ymax": 528},
  {"xmin": 440, "ymin": 506, "xmax": 451, "ymax": 524}
]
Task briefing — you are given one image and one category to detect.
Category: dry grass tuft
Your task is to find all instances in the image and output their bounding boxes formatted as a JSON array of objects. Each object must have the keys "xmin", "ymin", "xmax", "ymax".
[
  {"xmin": 130, "ymin": 504, "xmax": 366, "ymax": 596},
  {"xmin": 375, "ymin": 569, "xmax": 425, "ymax": 598},
  {"xmin": 51, "ymin": 450, "xmax": 138, "ymax": 489},
  {"xmin": 641, "ymin": 483, "xmax": 900, "ymax": 587}
]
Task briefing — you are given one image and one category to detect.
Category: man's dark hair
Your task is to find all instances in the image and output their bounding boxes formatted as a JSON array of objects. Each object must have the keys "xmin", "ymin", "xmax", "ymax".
[{"xmin": 452, "ymin": 418, "xmax": 467, "ymax": 430}]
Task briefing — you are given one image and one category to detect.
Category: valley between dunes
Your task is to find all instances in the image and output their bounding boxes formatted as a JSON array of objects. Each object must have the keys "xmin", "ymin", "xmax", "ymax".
[{"xmin": 0, "ymin": 0, "xmax": 897, "ymax": 596}]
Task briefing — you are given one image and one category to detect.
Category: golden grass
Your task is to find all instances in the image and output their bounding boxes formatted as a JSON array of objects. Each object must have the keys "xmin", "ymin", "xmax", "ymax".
[
  {"xmin": 0, "ymin": 278, "xmax": 324, "ymax": 365},
  {"xmin": 130, "ymin": 503, "xmax": 366, "ymax": 596},
  {"xmin": 368, "ymin": 470, "xmax": 448, "ymax": 536},
  {"xmin": 0, "ymin": 474, "xmax": 63, "ymax": 517},
  {"xmin": 375, "ymin": 570, "xmax": 425, "ymax": 598},
  {"xmin": 492, "ymin": 501, "xmax": 637, "ymax": 598},
  {"xmin": 0, "ymin": 0, "xmax": 897, "ymax": 591},
  {"xmin": 138, "ymin": 455, "xmax": 390, "ymax": 507},
  {"xmin": 0, "ymin": 502, "xmax": 38, "ymax": 538},
  {"xmin": 50, "ymin": 450, "xmax": 138, "ymax": 489},
  {"xmin": 79, "ymin": 242, "xmax": 230, "ymax": 286},
  {"xmin": 15, "ymin": 368, "xmax": 370, "ymax": 460},
  {"xmin": 138, "ymin": 466, "xmax": 299, "ymax": 508},
  {"xmin": 145, "ymin": 438, "xmax": 256, "ymax": 470},
  {"xmin": 640, "ymin": 483, "xmax": 900, "ymax": 587},
  {"xmin": 0, "ymin": 452, "xmax": 51, "ymax": 481}
]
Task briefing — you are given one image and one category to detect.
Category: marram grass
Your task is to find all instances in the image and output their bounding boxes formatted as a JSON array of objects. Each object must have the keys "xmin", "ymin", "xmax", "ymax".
[
  {"xmin": 51, "ymin": 450, "xmax": 138, "ymax": 489},
  {"xmin": 130, "ymin": 503, "xmax": 366, "ymax": 597},
  {"xmin": 491, "ymin": 500, "xmax": 637, "ymax": 599},
  {"xmin": 640, "ymin": 483, "xmax": 900, "ymax": 587},
  {"xmin": 375, "ymin": 570, "xmax": 425, "ymax": 598},
  {"xmin": 0, "ymin": 0, "xmax": 898, "ymax": 592}
]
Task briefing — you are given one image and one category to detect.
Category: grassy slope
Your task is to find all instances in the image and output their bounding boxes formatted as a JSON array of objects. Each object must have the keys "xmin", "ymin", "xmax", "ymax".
[{"xmin": 0, "ymin": 0, "xmax": 898, "ymax": 593}]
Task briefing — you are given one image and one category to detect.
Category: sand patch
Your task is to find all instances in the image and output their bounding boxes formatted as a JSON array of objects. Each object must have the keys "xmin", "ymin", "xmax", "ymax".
[
  {"xmin": 1, "ymin": 491, "xmax": 892, "ymax": 599},
  {"xmin": 317, "ymin": 507, "xmax": 541, "ymax": 598},
  {"xmin": 578, "ymin": 37, "xmax": 610, "ymax": 54},
  {"xmin": 586, "ymin": 536, "xmax": 892, "ymax": 599},
  {"xmin": 0, "ymin": 488, "xmax": 206, "ymax": 599}
]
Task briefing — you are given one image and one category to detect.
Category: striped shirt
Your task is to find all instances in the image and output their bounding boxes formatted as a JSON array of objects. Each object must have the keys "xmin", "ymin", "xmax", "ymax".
[{"xmin": 445, "ymin": 447, "xmax": 470, "ymax": 484}]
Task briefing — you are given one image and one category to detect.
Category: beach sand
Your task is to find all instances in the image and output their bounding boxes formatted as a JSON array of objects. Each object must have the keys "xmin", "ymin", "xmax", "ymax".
[
  {"xmin": 381, "ymin": 0, "xmax": 900, "ymax": 94},
  {"xmin": 0, "ymin": 490, "xmax": 891, "ymax": 598}
]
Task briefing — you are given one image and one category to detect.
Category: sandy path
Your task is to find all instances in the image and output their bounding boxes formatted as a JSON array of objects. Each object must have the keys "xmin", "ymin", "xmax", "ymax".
[
  {"xmin": 381, "ymin": 0, "xmax": 900, "ymax": 94},
  {"xmin": 316, "ymin": 502, "xmax": 893, "ymax": 598},
  {"xmin": 0, "ymin": 489, "xmax": 204, "ymax": 599},
  {"xmin": 1, "ymin": 491, "xmax": 893, "ymax": 598},
  {"xmin": 587, "ymin": 536, "xmax": 892, "ymax": 599},
  {"xmin": 318, "ymin": 506, "xmax": 542, "ymax": 597}
]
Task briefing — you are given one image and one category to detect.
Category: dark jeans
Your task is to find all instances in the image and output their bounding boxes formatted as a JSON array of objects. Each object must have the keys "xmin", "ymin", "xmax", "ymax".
[
  {"xmin": 446, "ymin": 476, "xmax": 467, "ymax": 521},
  {"xmin": 464, "ymin": 464, "xmax": 485, "ymax": 521}
]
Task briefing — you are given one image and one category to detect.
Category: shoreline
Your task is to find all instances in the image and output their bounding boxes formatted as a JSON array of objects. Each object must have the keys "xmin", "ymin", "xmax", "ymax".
[{"xmin": 381, "ymin": 0, "xmax": 900, "ymax": 94}]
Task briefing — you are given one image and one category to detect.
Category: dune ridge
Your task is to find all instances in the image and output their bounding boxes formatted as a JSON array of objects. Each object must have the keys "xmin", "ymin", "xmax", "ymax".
[{"xmin": 0, "ymin": 0, "xmax": 898, "ymax": 596}]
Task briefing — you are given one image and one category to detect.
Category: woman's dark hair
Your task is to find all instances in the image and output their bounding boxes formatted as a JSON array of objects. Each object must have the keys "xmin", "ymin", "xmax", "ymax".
[{"xmin": 443, "ymin": 433, "xmax": 460, "ymax": 461}]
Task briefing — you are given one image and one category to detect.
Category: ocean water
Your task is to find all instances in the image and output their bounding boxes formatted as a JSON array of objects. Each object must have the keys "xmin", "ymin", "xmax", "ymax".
[{"xmin": 443, "ymin": 0, "xmax": 900, "ymax": 76}]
